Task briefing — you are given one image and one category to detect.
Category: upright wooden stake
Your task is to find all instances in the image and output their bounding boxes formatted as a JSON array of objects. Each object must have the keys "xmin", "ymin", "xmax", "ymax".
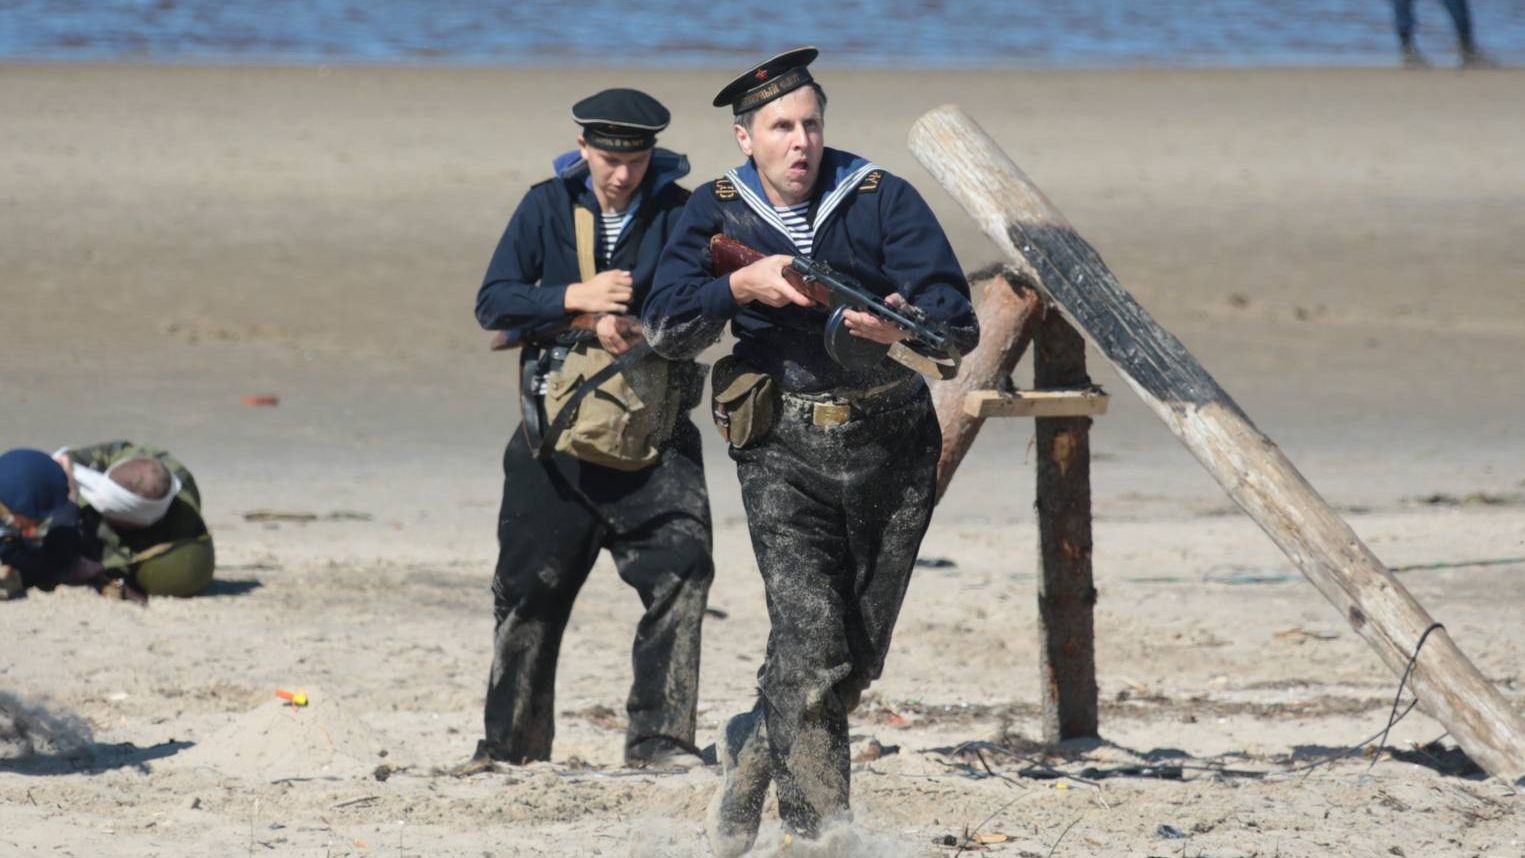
[
  {"xmin": 910, "ymin": 105, "xmax": 1525, "ymax": 783},
  {"xmin": 1035, "ymin": 311, "xmax": 1099, "ymax": 742}
]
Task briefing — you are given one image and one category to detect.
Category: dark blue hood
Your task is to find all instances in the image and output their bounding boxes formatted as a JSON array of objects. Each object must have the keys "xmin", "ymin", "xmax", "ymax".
[
  {"xmin": 0, "ymin": 448, "xmax": 70, "ymax": 520},
  {"xmin": 552, "ymin": 148, "xmax": 691, "ymax": 200}
]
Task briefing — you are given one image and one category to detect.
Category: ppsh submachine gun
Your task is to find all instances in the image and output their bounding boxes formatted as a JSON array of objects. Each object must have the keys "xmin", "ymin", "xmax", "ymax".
[{"xmin": 708, "ymin": 234, "xmax": 961, "ymax": 380}]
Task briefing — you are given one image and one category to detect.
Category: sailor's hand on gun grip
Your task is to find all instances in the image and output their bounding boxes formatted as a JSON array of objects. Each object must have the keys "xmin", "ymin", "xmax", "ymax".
[
  {"xmin": 729, "ymin": 255, "xmax": 813, "ymax": 308},
  {"xmin": 565, "ymin": 269, "xmax": 634, "ymax": 314},
  {"xmin": 843, "ymin": 293, "xmax": 912, "ymax": 344},
  {"xmin": 595, "ymin": 313, "xmax": 644, "ymax": 355}
]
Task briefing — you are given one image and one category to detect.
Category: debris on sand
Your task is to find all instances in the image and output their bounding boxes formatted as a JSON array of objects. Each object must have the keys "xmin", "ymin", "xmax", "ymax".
[{"xmin": 851, "ymin": 738, "xmax": 900, "ymax": 763}]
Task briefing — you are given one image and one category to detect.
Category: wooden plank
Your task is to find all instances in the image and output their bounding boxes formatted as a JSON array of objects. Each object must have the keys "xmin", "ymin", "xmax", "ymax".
[
  {"xmin": 1035, "ymin": 313, "xmax": 1099, "ymax": 742},
  {"xmin": 932, "ymin": 267, "xmax": 1043, "ymax": 501},
  {"xmin": 909, "ymin": 104, "xmax": 1525, "ymax": 784},
  {"xmin": 965, "ymin": 388, "xmax": 1110, "ymax": 418}
]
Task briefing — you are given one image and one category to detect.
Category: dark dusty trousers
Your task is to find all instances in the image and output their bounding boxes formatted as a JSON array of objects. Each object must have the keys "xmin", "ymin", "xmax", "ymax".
[
  {"xmin": 730, "ymin": 385, "xmax": 940, "ymax": 836},
  {"xmin": 484, "ymin": 419, "xmax": 713, "ymax": 764}
]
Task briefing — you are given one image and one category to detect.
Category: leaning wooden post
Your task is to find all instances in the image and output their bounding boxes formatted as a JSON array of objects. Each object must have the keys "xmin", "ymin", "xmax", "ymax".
[
  {"xmin": 931, "ymin": 266, "xmax": 1043, "ymax": 500},
  {"xmin": 1034, "ymin": 310, "xmax": 1099, "ymax": 742},
  {"xmin": 910, "ymin": 105, "xmax": 1525, "ymax": 783}
]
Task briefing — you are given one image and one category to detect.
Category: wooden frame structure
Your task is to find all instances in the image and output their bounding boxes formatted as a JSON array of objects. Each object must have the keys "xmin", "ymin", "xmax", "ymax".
[{"xmin": 914, "ymin": 105, "xmax": 1525, "ymax": 783}]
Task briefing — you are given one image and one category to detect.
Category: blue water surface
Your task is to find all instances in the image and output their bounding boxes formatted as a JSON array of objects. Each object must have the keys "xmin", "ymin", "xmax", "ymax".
[{"xmin": 1, "ymin": 0, "xmax": 1521, "ymax": 67}]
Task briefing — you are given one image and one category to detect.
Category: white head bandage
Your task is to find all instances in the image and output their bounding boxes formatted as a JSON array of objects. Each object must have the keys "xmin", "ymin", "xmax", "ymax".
[{"xmin": 72, "ymin": 461, "xmax": 182, "ymax": 528}]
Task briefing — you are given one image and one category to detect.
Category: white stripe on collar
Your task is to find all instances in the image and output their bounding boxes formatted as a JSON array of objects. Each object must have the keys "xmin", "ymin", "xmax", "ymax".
[
  {"xmin": 725, "ymin": 168, "xmax": 797, "ymax": 247},
  {"xmin": 724, "ymin": 161, "xmax": 881, "ymax": 255},
  {"xmin": 813, "ymin": 162, "xmax": 880, "ymax": 232}
]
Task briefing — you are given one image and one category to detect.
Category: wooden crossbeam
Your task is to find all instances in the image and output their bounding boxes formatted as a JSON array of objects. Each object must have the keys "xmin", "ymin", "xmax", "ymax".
[{"xmin": 965, "ymin": 388, "xmax": 1110, "ymax": 418}]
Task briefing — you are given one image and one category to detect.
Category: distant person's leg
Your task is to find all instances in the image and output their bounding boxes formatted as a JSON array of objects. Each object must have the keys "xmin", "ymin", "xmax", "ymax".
[
  {"xmin": 1392, "ymin": 0, "xmax": 1427, "ymax": 66},
  {"xmin": 1439, "ymin": 0, "xmax": 1474, "ymax": 48},
  {"xmin": 1440, "ymin": 0, "xmax": 1493, "ymax": 66}
]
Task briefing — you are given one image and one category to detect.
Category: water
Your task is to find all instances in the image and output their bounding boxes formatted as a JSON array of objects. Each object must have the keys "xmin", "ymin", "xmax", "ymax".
[{"xmin": 0, "ymin": 0, "xmax": 1521, "ymax": 67}]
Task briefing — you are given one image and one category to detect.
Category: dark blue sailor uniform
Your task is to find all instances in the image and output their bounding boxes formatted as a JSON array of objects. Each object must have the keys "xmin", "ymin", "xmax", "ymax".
[
  {"xmin": 643, "ymin": 149, "xmax": 977, "ymax": 837},
  {"xmin": 473, "ymin": 146, "xmax": 714, "ymax": 768},
  {"xmin": 643, "ymin": 148, "xmax": 977, "ymax": 391}
]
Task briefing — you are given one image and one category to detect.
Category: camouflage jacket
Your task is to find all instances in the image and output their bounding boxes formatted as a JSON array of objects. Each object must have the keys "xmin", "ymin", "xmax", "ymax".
[{"xmin": 64, "ymin": 440, "xmax": 209, "ymax": 576}]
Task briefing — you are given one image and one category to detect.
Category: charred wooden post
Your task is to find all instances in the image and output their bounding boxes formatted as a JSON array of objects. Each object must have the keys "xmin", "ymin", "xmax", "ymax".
[
  {"xmin": 910, "ymin": 104, "xmax": 1525, "ymax": 783},
  {"xmin": 1034, "ymin": 310, "xmax": 1099, "ymax": 742},
  {"xmin": 931, "ymin": 266, "xmax": 1043, "ymax": 501}
]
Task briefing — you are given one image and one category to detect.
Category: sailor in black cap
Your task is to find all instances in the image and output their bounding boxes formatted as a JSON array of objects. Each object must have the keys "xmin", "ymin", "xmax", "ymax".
[
  {"xmin": 643, "ymin": 48, "xmax": 979, "ymax": 853},
  {"xmin": 464, "ymin": 88, "xmax": 714, "ymax": 773}
]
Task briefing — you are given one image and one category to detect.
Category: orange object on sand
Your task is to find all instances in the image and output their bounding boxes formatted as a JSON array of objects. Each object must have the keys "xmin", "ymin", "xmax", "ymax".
[
  {"xmin": 276, "ymin": 688, "xmax": 309, "ymax": 706},
  {"xmin": 242, "ymin": 394, "xmax": 280, "ymax": 407}
]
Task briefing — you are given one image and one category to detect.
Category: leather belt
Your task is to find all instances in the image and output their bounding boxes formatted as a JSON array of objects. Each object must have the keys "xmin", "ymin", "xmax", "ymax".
[{"xmin": 779, "ymin": 376, "xmax": 920, "ymax": 428}]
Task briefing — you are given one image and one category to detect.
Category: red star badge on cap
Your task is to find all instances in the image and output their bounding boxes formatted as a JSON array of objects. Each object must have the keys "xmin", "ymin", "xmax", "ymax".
[{"xmin": 755, "ymin": 69, "xmax": 769, "ymax": 81}]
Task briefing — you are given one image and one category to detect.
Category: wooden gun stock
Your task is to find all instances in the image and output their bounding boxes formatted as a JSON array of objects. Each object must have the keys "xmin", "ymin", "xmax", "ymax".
[
  {"xmin": 707, "ymin": 233, "xmax": 961, "ymax": 381},
  {"xmin": 708, "ymin": 235, "xmax": 830, "ymax": 305},
  {"xmin": 488, "ymin": 314, "xmax": 600, "ymax": 351}
]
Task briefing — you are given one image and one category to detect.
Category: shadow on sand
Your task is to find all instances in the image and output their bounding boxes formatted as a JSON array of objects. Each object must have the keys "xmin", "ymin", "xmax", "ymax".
[
  {"xmin": 0, "ymin": 739, "xmax": 194, "ymax": 776},
  {"xmin": 200, "ymin": 577, "xmax": 263, "ymax": 597}
]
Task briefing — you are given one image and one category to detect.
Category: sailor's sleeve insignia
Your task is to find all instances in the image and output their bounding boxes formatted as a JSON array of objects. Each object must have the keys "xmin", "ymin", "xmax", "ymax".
[
  {"xmin": 713, "ymin": 177, "xmax": 738, "ymax": 201},
  {"xmin": 856, "ymin": 170, "xmax": 883, "ymax": 193}
]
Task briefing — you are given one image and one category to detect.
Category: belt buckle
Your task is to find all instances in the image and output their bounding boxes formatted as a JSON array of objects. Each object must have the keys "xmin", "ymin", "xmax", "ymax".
[{"xmin": 812, "ymin": 401, "xmax": 851, "ymax": 427}]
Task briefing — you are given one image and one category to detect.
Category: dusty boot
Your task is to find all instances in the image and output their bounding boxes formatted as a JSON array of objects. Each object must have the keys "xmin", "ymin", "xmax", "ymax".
[
  {"xmin": 628, "ymin": 737, "xmax": 706, "ymax": 770},
  {"xmin": 1401, "ymin": 42, "xmax": 1429, "ymax": 68},
  {"xmin": 450, "ymin": 740, "xmax": 499, "ymax": 777},
  {"xmin": 706, "ymin": 709, "xmax": 771, "ymax": 857},
  {"xmin": 1460, "ymin": 45, "xmax": 1498, "ymax": 69}
]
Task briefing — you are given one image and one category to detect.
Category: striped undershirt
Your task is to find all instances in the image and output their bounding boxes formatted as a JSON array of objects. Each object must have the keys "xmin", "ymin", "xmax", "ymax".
[
  {"xmin": 598, "ymin": 210, "xmax": 633, "ymax": 261},
  {"xmin": 773, "ymin": 202, "xmax": 813, "ymax": 256}
]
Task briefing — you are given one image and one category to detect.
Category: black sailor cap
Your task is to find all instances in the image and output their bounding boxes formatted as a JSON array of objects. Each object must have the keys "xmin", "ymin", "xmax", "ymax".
[
  {"xmin": 572, "ymin": 88, "xmax": 670, "ymax": 152},
  {"xmin": 712, "ymin": 46, "xmax": 819, "ymax": 115}
]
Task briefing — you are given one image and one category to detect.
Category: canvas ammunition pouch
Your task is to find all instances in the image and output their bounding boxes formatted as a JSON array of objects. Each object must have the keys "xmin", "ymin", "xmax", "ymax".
[
  {"xmin": 710, "ymin": 354, "xmax": 778, "ymax": 448},
  {"xmin": 541, "ymin": 340, "xmax": 675, "ymax": 470},
  {"xmin": 530, "ymin": 205, "xmax": 680, "ymax": 471}
]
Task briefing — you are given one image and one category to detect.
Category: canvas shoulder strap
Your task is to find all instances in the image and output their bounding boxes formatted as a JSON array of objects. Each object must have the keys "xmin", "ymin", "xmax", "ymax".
[{"xmin": 574, "ymin": 205, "xmax": 597, "ymax": 281}]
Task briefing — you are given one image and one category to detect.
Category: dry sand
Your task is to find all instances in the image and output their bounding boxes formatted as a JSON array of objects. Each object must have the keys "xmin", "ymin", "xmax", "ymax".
[{"xmin": 1, "ymin": 64, "xmax": 1522, "ymax": 856}]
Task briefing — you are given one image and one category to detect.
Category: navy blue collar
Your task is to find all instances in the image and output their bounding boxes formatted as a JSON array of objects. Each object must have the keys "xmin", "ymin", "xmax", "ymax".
[{"xmin": 551, "ymin": 148, "xmax": 691, "ymax": 215}]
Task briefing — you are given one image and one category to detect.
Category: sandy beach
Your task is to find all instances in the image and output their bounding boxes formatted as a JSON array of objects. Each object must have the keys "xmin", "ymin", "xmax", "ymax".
[{"xmin": 1, "ymin": 64, "xmax": 1522, "ymax": 856}]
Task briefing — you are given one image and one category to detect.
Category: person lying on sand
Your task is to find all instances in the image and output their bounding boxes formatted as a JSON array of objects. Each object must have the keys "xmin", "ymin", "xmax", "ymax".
[{"xmin": 54, "ymin": 440, "xmax": 215, "ymax": 600}]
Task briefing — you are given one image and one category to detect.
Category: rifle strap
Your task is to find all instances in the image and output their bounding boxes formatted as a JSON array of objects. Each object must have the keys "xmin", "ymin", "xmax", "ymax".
[{"xmin": 519, "ymin": 346, "xmax": 548, "ymax": 452}]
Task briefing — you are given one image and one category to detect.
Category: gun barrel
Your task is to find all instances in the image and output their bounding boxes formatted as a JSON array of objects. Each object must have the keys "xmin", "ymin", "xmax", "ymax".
[{"xmin": 788, "ymin": 258, "xmax": 948, "ymax": 349}]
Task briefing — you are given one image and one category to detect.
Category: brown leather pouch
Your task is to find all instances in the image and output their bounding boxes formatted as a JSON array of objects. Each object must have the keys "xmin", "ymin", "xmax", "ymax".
[{"xmin": 709, "ymin": 355, "xmax": 777, "ymax": 448}]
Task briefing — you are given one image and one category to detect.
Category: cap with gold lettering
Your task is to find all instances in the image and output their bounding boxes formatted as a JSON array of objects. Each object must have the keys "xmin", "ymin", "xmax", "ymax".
[
  {"xmin": 712, "ymin": 46, "xmax": 819, "ymax": 115},
  {"xmin": 571, "ymin": 88, "xmax": 670, "ymax": 152}
]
